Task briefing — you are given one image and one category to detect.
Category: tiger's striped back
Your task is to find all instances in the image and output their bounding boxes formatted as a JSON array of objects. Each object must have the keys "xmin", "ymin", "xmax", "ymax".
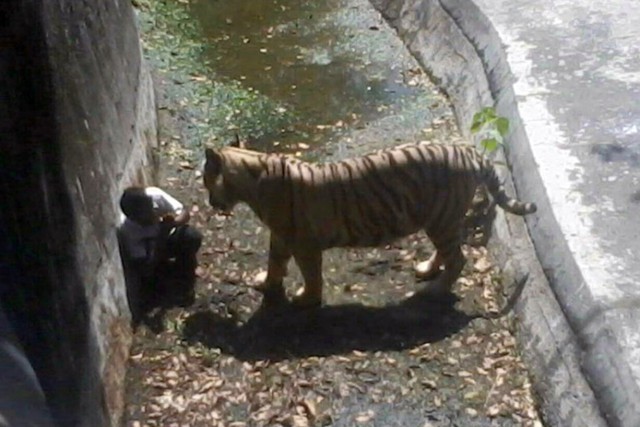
[{"xmin": 234, "ymin": 143, "xmax": 536, "ymax": 249}]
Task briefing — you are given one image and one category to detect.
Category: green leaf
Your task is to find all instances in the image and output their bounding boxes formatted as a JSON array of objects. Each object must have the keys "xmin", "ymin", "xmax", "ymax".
[
  {"xmin": 481, "ymin": 138, "xmax": 499, "ymax": 152},
  {"xmin": 480, "ymin": 107, "xmax": 497, "ymax": 120},
  {"xmin": 496, "ymin": 117, "xmax": 509, "ymax": 137},
  {"xmin": 470, "ymin": 120, "xmax": 483, "ymax": 134},
  {"xmin": 472, "ymin": 107, "xmax": 510, "ymax": 150},
  {"xmin": 471, "ymin": 112, "xmax": 484, "ymax": 133},
  {"xmin": 488, "ymin": 128, "xmax": 504, "ymax": 144}
]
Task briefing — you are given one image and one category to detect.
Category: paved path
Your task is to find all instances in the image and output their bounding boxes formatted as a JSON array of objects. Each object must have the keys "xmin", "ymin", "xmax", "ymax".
[
  {"xmin": 473, "ymin": 0, "xmax": 640, "ymax": 425},
  {"xmin": 371, "ymin": 0, "xmax": 639, "ymax": 425}
]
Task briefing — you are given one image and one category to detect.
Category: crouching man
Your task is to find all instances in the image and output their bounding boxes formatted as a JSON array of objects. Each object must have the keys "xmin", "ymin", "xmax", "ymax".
[{"xmin": 117, "ymin": 186, "xmax": 202, "ymax": 324}]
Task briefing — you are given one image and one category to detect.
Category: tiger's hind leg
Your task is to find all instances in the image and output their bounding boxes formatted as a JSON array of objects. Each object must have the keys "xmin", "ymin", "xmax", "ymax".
[
  {"xmin": 290, "ymin": 248, "xmax": 324, "ymax": 308},
  {"xmin": 423, "ymin": 226, "xmax": 466, "ymax": 297},
  {"xmin": 257, "ymin": 234, "xmax": 291, "ymax": 303}
]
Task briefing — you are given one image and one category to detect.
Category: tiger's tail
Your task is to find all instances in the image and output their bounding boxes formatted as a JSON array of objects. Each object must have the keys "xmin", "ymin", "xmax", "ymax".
[{"xmin": 481, "ymin": 157, "xmax": 537, "ymax": 216}]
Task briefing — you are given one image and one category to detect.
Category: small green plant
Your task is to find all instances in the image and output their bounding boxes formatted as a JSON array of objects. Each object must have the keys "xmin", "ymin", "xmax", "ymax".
[{"xmin": 471, "ymin": 107, "xmax": 509, "ymax": 153}]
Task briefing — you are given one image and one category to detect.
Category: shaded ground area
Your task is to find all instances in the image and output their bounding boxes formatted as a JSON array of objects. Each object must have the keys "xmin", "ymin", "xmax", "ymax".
[{"xmin": 123, "ymin": 0, "xmax": 542, "ymax": 426}]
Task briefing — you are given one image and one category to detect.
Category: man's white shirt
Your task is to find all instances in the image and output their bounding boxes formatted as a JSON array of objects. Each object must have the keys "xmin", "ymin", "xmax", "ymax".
[{"xmin": 118, "ymin": 187, "xmax": 184, "ymax": 260}]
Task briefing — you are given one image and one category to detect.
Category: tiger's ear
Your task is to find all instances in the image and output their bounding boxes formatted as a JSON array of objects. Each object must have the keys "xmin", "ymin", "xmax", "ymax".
[
  {"xmin": 205, "ymin": 147, "xmax": 223, "ymax": 171},
  {"xmin": 205, "ymin": 147, "xmax": 218, "ymax": 160},
  {"xmin": 229, "ymin": 133, "xmax": 246, "ymax": 149}
]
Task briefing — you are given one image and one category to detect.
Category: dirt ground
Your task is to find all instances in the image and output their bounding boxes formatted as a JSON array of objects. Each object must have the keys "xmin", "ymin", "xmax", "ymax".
[
  {"xmin": 122, "ymin": 1, "xmax": 544, "ymax": 426},
  {"xmin": 121, "ymin": 118, "xmax": 543, "ymax": 427}
]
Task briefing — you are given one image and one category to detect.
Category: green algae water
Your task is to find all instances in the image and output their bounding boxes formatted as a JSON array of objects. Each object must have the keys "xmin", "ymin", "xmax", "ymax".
[
  {"xmin": 190, "ymin": 0, "xmax": 421, "ymax": 139},
  {"xmin": 136, "ymin": 0, "xmax": 450, "ymax": 156}
]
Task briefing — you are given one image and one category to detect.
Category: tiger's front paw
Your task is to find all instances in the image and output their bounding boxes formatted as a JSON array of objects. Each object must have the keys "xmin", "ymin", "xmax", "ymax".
[
  {"xmin": 414, "ymin": 254, "xmax": 443, "ymax": 281},
  {"xmin": 255, "ymin": 280, "xmax": 287, "ymax": 306},
  {"xmin": 291, "ymin": 288, "xmax": 322, "ymax": 309}
]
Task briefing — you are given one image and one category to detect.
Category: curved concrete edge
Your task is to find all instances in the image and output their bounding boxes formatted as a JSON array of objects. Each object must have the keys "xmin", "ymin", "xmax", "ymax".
[
  {"xmin": 441, "ymin": 1, "xmax": 640, "ymax": 425},
  {"xmin": 369, "ymin": 0, "xmax": 609, "ymax": 425}
]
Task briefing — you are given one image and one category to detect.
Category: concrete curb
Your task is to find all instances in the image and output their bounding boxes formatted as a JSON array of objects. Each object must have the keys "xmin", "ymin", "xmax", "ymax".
[
  {"xmin": 369, "ymin": 0, "xmax": 611, "ymax": 425},
  {"xmin": 443, "ymin": 1, "xmax": 640, "ymax": 425},
  {"xmin": 462, "ymin": 2, "xmax": 640, "ymax": 426}
]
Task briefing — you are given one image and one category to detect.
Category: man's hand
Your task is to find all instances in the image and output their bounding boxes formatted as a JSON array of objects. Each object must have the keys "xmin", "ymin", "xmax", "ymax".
[
  {"xmin": 160, "ymin": 214, "xmax": 176, "ymax": 225},
  {"xmin": 159, "ymin": 215, "xmax": 176, "ymax": 237},
  {"xmin": 174, "ymin": 210, "xmax": 191, "ymax": 225}
]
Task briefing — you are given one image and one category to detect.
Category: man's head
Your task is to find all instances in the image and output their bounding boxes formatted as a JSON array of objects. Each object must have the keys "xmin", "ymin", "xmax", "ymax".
[{"xmin": 120, "ymin": 187, "xmax": 155, "ymax": 225}]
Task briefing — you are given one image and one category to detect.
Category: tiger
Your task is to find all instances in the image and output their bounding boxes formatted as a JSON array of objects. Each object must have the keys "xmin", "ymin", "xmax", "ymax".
[{"xmin": 203, "ymin": 141, "xmax": 536, "ymax": 308}]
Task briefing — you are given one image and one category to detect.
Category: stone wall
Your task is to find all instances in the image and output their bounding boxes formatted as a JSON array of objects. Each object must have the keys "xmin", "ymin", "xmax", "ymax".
[{"xmin": 0, "ymin": 0, "xmax": 156, "ymax": 425}]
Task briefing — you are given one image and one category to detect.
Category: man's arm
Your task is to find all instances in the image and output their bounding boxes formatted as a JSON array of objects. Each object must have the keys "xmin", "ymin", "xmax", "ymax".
[{"xmin": 147, "ymin": 187, "xmax": 189, "ymax": 225}]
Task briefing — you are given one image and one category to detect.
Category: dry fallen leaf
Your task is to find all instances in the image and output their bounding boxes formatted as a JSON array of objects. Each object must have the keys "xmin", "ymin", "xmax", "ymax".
[
  {"xmin": 355, "ymin": 410, "xmax": 374, "ymax": 423},
  {"xmin": 297, "ymin": 398, "xmax": 317, "ymax": 420},
  {"xmin": 252, "ymin": 270, "xmax": 267, "ymax": 285},
  {"xmin": 421, "ymin": 379, "xmax": 437, "ymax": 390},
  {"xmin": 473, "ymin": 257, "xmax": 492, "ymax": 273},
  {"xmin": 487, "ymin": 404, "xmax": 501, "ymax": 417}
]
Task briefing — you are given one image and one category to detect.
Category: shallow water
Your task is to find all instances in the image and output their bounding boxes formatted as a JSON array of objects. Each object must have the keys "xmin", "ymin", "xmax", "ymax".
[{"xmin": 188, "ymin": 0, "xmax": 440, "ymax": 151}]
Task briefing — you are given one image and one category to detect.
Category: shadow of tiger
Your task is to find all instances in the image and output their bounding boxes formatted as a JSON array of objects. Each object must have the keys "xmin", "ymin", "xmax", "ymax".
[
  {"xmin": 182, "ymin": 271, "xmax": 527, "ymax": 361},
  {"xmin": 182, "ymin": 290, "xmax": 466, "ymax": 362}
]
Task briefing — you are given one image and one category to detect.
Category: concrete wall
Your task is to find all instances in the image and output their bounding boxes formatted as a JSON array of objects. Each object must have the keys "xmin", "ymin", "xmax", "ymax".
[
  {"xmin": 368, "ymin": 1, "xmax": 607, "ymax": 426},
  {"xmin": 0, "ymin": 0, "xmax": 156, "ymax": 425}
]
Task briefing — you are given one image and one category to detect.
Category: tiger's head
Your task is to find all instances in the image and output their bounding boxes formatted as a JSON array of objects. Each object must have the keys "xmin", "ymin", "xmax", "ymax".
[
  {"xmin": 204, "ymin": 136, "xmax": 264, "ymax": 215},
  {"xmin": 203, "ymin": 147, "xmax": 236, "ymax": 214}
]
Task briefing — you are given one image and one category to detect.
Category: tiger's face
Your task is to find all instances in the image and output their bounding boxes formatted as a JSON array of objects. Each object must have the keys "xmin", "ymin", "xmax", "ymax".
[{"xmin": 203, "ymin": 148, "xmax": 235, "ymax": 214}]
